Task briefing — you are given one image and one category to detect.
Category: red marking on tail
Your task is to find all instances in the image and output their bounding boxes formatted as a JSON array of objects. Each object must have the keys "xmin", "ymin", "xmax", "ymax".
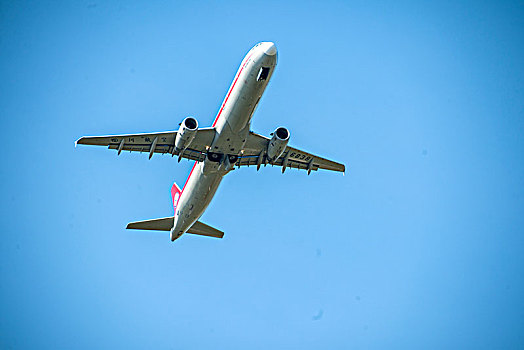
[
  {"xmin": 171, "ymin": 182, "xmax": 182, "ymax": 213},
  {"xmin": 171, "ymin": 162, "xmax": 198, "ymax": 213}
]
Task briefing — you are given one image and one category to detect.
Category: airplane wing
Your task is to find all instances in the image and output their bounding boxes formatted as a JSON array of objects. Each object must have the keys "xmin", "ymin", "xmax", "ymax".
[
  {"xmin": 238, "ymin": 132, "xmax": 345, "ymax": 174},
  {"xmin": 75, "ymin": 127, "xmax": 216, "ymax": 161}
]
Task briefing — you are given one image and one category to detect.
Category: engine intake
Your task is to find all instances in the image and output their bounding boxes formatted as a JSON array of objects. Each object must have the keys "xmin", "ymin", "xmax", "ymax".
[
  {"xmin": 174, "ymin": 117, "xmax": 198, "ymax": 153},
  {"xmin": 267, "ymin": 127, "xmax": 290, "ymax": 162}
]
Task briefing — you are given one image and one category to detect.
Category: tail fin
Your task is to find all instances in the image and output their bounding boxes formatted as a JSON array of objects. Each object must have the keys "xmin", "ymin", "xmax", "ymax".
[{"xmin": 171, "ymin": 182, "xmax": 182, "ymax": 212}]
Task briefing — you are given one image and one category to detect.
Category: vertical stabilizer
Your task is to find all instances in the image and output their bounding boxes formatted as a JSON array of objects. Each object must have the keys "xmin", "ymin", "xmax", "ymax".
[{"xmin": 171, "ymin": 182, "xmax": 182, "ymax": 213}]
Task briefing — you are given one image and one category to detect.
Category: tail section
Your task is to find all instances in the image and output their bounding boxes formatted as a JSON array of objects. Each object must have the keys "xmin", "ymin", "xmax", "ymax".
[
  {"xmin": 126, "ymin": 217, "xmax": 224, "ymax": 239},
  {"xmin": 126, "ymin": 181, "xmax": 224, "ymax": 241},
  {"xmin": 171, "ymin": 182, "xmax": 182, "ymax": 212}
]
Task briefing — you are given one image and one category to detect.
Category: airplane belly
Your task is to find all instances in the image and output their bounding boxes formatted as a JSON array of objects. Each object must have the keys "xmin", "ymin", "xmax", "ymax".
[
  {"xmin": 172, "ymin": 163, "xmax": 224, "ymax": 238},
  {"xmin": 212, "ymin": 50, "xmax": 277, "ymax": 154},
  {"xmin": 223, "ymin": 78, "xmax": 263, "ymax": 132},
  {"xmin": 186, "ymin": 171, "xmax": 223, "ymax": 221}
]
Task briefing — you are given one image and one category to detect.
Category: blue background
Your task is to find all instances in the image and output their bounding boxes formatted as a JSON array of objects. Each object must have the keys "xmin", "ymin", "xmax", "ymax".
[{"xmin": 1, "ymin": 1, "xmax": 523, "ymax": 348}]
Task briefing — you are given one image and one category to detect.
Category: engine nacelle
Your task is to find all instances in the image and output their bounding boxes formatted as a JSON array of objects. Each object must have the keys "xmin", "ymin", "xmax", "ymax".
[
  {"xmin": 174, "ymin": 117, "xmax": 198, "ymax": 153},
  {"xmin": 267, "ymin": 127, "xmax": 290, "ymax": 162}
]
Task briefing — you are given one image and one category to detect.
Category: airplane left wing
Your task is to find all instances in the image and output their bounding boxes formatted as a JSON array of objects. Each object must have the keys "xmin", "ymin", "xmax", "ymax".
[
  {"xmin": 238, "ymin": 132, "xmax": 345, "ymax": 174},
  {"xmin": 75, "ymin": 127, "xmax": 216, "ymax": 161}
]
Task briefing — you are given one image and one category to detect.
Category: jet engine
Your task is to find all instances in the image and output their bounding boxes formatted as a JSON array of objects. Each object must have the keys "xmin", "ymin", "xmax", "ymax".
[
  {"xmin": 174, "ymin": 117, "xmax": 198, "ymax": 153},
  {"xmin": 267, "ymin": 127, "xmax": 290, "ymax": 162}
]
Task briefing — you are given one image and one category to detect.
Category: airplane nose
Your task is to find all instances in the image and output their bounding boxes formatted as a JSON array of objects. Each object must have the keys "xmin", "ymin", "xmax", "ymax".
[{"xmin": 262, "ymin": 42, "xmax": 277, "ymax": 56}]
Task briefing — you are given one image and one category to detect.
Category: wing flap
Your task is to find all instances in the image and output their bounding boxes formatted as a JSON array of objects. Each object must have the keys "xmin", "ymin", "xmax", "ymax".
[{"xmin": 236, "ymin": 154, "xmax": 321, "ymax": 171}]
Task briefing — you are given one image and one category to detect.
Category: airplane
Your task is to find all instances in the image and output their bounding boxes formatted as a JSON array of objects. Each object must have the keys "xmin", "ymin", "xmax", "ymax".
[{"xmin": 76, "ymin": 42, "xmax": 345, "ymax": 242}]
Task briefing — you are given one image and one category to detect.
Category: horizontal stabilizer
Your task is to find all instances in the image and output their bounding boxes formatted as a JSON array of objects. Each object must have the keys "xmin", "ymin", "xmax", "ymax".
[
  {"xmin": 187, "ymin": 220, "xmax": 224, "ymax": 238},
  {"xmin": 126, "ymin": 217, "xmax": 172, "ymax": 231},
  {"xmin": 126, "ymin": 217, "xmax": 224, "ymax": 239}
]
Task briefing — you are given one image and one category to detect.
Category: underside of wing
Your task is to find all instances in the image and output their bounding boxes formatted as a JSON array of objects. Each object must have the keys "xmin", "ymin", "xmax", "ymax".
[
  {"xmin": 75, "ymin": 127, "xmax": 216, "ymax": 162},
  {"xmin": 239, "ymin": 132, "xmax": 345, "ymax": 173}
]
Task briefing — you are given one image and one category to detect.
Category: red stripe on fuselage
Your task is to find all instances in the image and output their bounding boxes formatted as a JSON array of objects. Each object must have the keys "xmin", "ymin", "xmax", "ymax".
[
  {"xmin": 180, "ymin": 51, "xmax": 254, "ymax": 200},
  {"xmin": 211, "ymin": 51, "xmax": 254, "ymax": 127},
  {"xmin": 181, "ymin": 161, "xmax": 198, "ymax": 196}
]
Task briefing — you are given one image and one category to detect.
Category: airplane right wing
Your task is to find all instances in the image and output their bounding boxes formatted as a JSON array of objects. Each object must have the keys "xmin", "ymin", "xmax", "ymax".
[
  {"xmin": 75, "ymin": 127, "xmax": 216, "ymax": 161},
  {"xmin": 238, "ymin": 131, "xmax": 345, "ymax": 174}
]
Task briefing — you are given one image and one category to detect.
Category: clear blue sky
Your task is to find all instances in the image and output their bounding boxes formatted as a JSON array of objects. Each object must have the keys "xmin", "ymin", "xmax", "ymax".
[{"xmin": 1, "ymin": 0, "xmax": 523, "ymax": 348}]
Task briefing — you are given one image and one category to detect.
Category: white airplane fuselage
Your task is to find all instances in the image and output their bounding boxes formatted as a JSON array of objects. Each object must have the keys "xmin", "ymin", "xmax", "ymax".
[{"xmin": 170, "ymin": 42, "xmax": 277, "ymax": 241}]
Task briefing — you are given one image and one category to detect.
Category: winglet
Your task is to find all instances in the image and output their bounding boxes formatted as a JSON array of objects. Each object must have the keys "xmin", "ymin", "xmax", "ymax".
[{"xmin": 171, "ymin": 182, "xmax": 182, "ymax": 213}]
